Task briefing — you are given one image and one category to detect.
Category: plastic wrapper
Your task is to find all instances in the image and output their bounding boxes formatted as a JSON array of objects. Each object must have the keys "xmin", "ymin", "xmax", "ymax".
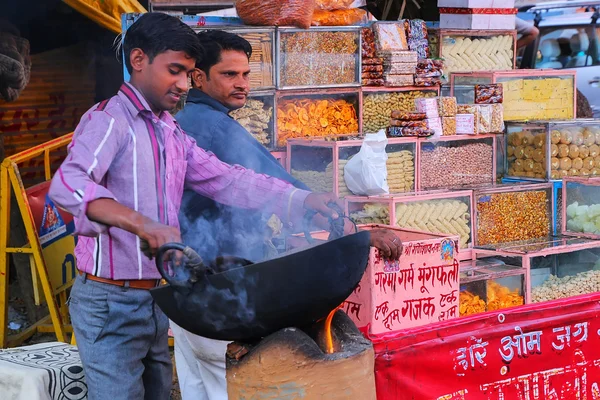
[
  {"xmin": 438, "ymin": 97, "xmax": 457, "ymax": 117},
  {"xmin": 362, "ymin": 78, "xmax": 384, "ymax": 86},
  {"xmin": 475, "ymin": 84, "xmax": 503, "ymax": 104},
  {"xmin": 373, "ymin": 22, "xmax": 408, "ymax": 53},
  {"xmin": 409, "ymin": 39, "xmax": 430, "ymax": 60},
  {"xmin": 426, "ymin": 117, "xmax": 443, "ymax": 137},
  {"xmin": 362, "ymin": 71, "xmax": 383, "ymax": 80},
  {"xmin": 405, "ymin": 19, "xmax": 428, "ymax": 41},
  {"xmin": 414, "ymin": 77, "xmax": 442, "ymax": 87},
  {"xmin": 236, "ymin": 0, "xmax": 316, "ymax": 29},
  {"xmin": 443, "ymin": 117, "xmax": 457, "ymax": 136},
  {"xmin": 456, "ymin": 114, "xmax": 477, "ymax": 135},
  {"xmin": 417, "ymin": 59, "xmax": 444, "ymax": 71},
  {"xmin": 490, "ymin": 104, "xmax": 504, "ymax": 133},
  {"xmin": 389, "ymin": 119, "xmax": 427, "ymax": 128},
  {"xmin": 387, "ymin": 126, "xmax": 433, "ymax": 137},
  {"xmin": 362, "ymin": 57, "xmax": 383, "ymax": 65},
  {"xmin": 383, "ymin": 74, "xmax": 414, "ymax": 87},
  {"xmin": 383, "ymin": 62, "xmax": 416, "ymax": 75},
  {"xmin": 312, "ymin": 8, "xmax": 368, "ymax": 27},
  {"xmin": 315, "ymin": 0, "xmax": 365, "ymax": 10},
  {"xmin": 362, "ymin": 64, "xmax": 383, "ymax": 73},
  {"xmin": 477, "ymin": 105, "xmax": 493, "ymax": 134},
  {"xmin": 390, "ymin": 111, "xmax": 426, "ymax": 120},
  {"xmin": 381, "ymin": 51, "xmax": 417, "ymax": 63},
  {"xmin": 415, "ymin": 98, "xmax": 440, "ymax": 119},
  {"xmin": 458, "ymin": 105, "xmax": 482, "ymax": 134},
  {"xmin": 361, "ymin": 28, "xmax": 376, "ymax": 59}
]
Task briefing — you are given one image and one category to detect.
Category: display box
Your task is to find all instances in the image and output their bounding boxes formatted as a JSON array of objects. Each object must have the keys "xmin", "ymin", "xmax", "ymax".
[
  {"xmin": 428, "ymin": 29, "xmax": 516, "ymax": 76},
  {"xmin": 343, "ymin": 225, "xmax": 460, "ymax": 335},
  {"xmin": 450, "ymin": 70, "xmax": 576, "ymax": 121},
  {"xmin": 505, "ymin": 120, "xmax": 600, "ymax": 181},
  {"xmin": 270, "ymin": 151, "xmax": 287, "ymax": 169},
  {"xmin": 287, "ymin": 136, "xmax": 417, "ymax": 196},
  {"xmin": 475, "ymin": 236, "xmax": 600, "ymax": 304},
  {"xmin": 502, "ymin": 177, "xmax": 563, "ymax": 236},
  {"xmin": 361, "ymin": 86, "xmax": 439, "ymax": 134},
  {"xmin": 277, "ymin": 27, "xmax": 361, "ymax": 90},
  {"xmin": 203, "ymin": 26, "xmax": 276, "ymax": 91},
  {"xmin": 473, "ymin": 183, "xmax": 553, "ymax": 247},
  {"xmin": 562, "ymin": 177, "xmax": 600, "ymax": 239},
  {"xmin": 439, "ymin": 10, "xmax": 517, "ymax": 31},
  {"xmin": 276, "ymin": 89, "xmax": 361, "ymax": 148},
  {"xmin": 346, "ymin": 190, "xmax": 474, "ymax": 259},
  {"xmin": 459, "ymin": 258, "xmax": 525, "ymax": 317},
  {"xmin": 437, "ymin": 0, "xmax": 516, "ymax": 6},
  {"xmin": 418, "ymin": 135, "xmax": 496, "ymax": 190},
  {"xmin": 229, "ymin": 90, "xmax": 276, "ymax": 149}
]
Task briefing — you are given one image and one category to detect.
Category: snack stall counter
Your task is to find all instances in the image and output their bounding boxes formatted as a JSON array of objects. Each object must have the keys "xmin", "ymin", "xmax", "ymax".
[
  {"xmin": 428, "ymin": 29, "xmax": 517, "ymax": 75},
  {"xmin": 563, "ymin": 177, "xmax": 600, "ymax": 239},
  {"xmin": 361, "ymin": 86, "xmax": 439, "ymax": 133},
  {"xmin": 277, "ymin": 26, "xmax": 361, "ymax": 90},
  {"xmin": 287, "ymin": 136, "xmax": 417, "ymax": 196},
  {"xmin": 505, "ymin": 120, "xmax": 600, "ymax": 181},
  {"xmin": 475, "ymin": 237, "xmax": 600, "ymax": 304},
  {"xmin": 450, "ymin": 70, "xmax": 576, "ymax": 121},
  {"xmin": 345, "ymin": 190, "xmax": 473, "ymax": 259}
]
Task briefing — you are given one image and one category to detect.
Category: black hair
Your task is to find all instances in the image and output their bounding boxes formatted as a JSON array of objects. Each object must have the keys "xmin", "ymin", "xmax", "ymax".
[
  {"xmin": 123, "ymin": 13, "xmax": 202, "ymax": 74},
  {"xmin": 195, "ymin": 30, "xmax": 252, "ymax": 77}
]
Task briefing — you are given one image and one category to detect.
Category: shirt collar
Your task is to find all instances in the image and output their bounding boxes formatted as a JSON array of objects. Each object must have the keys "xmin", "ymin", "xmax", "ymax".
[
  {"xmin": 185, "ymin": 88, "xmax": 230, "ymax": 115},
  {"xmin": 118, "ymin": 82, "xmax": 178, "ymax": 130}
]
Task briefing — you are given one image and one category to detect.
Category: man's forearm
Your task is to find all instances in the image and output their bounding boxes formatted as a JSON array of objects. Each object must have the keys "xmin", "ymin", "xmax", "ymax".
[{"xmin": 86, "ymin": 198, "xmax": 148, "ymax": 237}]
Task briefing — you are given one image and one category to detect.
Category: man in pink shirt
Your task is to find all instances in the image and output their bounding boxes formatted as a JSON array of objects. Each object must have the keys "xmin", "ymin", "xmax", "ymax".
[{"xmin": 49, "ymin": 13, "xmax": 343, "ymax": 400}]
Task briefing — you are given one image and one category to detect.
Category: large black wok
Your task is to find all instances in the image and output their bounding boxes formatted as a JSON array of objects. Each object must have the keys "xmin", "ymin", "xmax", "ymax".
[{"xmin": 150, "ymin": 231, "xmax": 371, "ymax": 341}]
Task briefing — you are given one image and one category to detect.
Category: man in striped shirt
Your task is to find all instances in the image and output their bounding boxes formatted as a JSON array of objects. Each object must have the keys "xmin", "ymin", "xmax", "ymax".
[{"xmin": 49, "ymin": 13, "xmax": 342, "ymax": 400}]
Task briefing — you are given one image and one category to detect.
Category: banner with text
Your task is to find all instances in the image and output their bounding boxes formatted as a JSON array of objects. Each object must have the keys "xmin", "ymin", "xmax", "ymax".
[{"xmin": 370, "ymin": 292, "xmax": 600, "ymax": 400}]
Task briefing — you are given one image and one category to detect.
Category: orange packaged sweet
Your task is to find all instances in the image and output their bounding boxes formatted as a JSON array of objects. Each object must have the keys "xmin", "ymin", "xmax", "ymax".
[
  {"xmin": 311, "ymin": 8, "xmax": 368, "ymax": 26},
  {"xmin": 276, "ymin": 98, "xmax": 359, "ymax": 147}
]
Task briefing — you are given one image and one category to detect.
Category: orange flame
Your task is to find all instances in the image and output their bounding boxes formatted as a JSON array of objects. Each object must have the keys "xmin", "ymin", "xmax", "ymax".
[
  {"xmin": 324, "ymin": 308, "xmax": 336, "ymax": 354},
  {"xmin": 324, "ymin": 304, "xmax": 344, "ymax": 354}
]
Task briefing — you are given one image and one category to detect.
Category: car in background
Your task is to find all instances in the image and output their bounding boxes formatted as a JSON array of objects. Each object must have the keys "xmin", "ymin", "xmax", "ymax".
[{"xmin": 518, "ymin": 1, "xmax": 600, "ymax": 116}]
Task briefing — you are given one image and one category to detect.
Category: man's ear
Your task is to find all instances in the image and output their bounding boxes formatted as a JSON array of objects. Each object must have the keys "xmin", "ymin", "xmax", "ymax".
[
  {"xmin": 191, "ymin": 68, "xmax": 205, "ymax": 88},
  {"xmin": 129, "ymin": 48, "xmax": 147, "ymax": 73}
]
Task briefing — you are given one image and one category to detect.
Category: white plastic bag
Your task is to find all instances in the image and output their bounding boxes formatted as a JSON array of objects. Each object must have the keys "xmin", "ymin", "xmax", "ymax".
[{"xmin": 344, "ymin": 130, "xmax": 389, "ymax": 196}]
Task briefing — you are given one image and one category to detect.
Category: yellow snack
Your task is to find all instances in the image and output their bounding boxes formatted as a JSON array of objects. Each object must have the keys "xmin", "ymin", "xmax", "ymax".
[
  {"xmin": 560, "ymin": 130, "xmax": 573, "ymax": 144},
  {"xmin": 569, "ymin": 168, "xmax": 580, "ymax": 176},
  {"xmin": 573, "ymin": 131, "xmax": 584, "ymax": 146},
  {"xmin": 533, "ymin": 149, "xmax": 544, "ymax": 162},
  {"xmin": 590, "ymin": 144, "xmax": 600, "ymax": 158},
  {"xmin": 523, "ymin": 159, "xmax": 535, "ymax": 171},
  {"xmin": 487, "ymin": 281, "xmax": 524, "ymax": 311},
  {"xmin": 533, "ymin": 135, "xmax": 545, "ymax": 148},
  {"xmin": 514, "ymin": 146, "xmax": 525, "ymax": 159},
  {"xmin": 583, "ymin": 157, "xmax": 595, "ymax": 170},
  {"xmin": 558, "ymin": 144, "xmax": 570, "ymax": 158},
  {"xmin": 459, "ymin": 291, "xmax": 486, "ymax": 317},
  {"xmin": 551, "ymin": 130, "xmax": 561, "ymax": 144},
  {"xmin": 523, "ymin": 146, "xmax": 534, "ymax": 159},
  {"xmin": 559, "ymin": 169, "xmax": 569, "ymax": 178},
  {"xmin": 550, "ymin": 170, "xmax": 560, "ymax": 179},
  {"xmin": 583, "ymin": 130, "xmax": 595, "ymax": 146},
  {"xmin": 551, "ymin": 157, "xmax": 560, "ymax": 170},
  {"xmin": 582, "ymin": 168, "xmax": 591, "ymax": 176},
  {"xmin": 580, "ymin": 145, "xmax": 590, "ymax": 158},
  {"xmin": 569, "ymin": 144, "xmax": 580, "ymax": 159},
  {"xmin": 592, "ymin": 167, "xmax": 600, "ymax": 176},
  {"xmin": 551, "ymin": 144, "xmax": 559, "ymax": 157},
  {"xmin": 572, "ymin": 157, "xmax": 584, "ymax": 170},
  {"xmin": 560, "ymin": 157, "xmax": 572, "ymax": 170}
]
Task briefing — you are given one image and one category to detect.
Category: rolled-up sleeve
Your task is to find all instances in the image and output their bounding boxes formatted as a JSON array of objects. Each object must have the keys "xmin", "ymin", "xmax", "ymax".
[
  {"xmin": 49, "ymin": 110, "xmax": 124, "ymax": 236},
  {"xmin": 183, "ymin": 134, "xmax": 309, "ymax": 224}
]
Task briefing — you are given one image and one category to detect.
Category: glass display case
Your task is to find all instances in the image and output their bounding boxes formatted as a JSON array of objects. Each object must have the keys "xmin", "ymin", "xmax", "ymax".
[
  {"xmin": 563, "ymin": 177, "xmax": 600, "ymax": 239},
  {"xmin": 418, "ymin": 135, "xmax": 496, "ymax": 190},
  {"xmin": 346, "ymin": 190, "xmax": 474, "ymax": 258},
  {"xmin": 277, "ymin": 27, "xmax": 361, "ymax": 90},
  {"xmin": 428, "ymin": 29, "xmax": 517, "ymax": 76},
  {"xmin": 200, "ymin": 26, "xmax": 275, "ymax": 91},
  {"xmin": 288, "ymin": 136, "xmax": 417, "ymax": 196},
  {"xmin": 450, "ymin": 70, "xmax": 576, "ymax": 121},
  {"xmin": 361, "ymin": 87, "xmax": 439, "ymax": 133},
  {"xmin": 473, "ymin": 183, "xmax": 553, "ymax": 247},
  {"xmin": 459, "ymin": 258, "xmax": 525, "ymax": 317},
  {"xmin": 276, "ymin": 89, "xmax": 361, "ymax": 148},
  {"xmin": 229, "ymin": 90, "xmax": 275, "ymax": 149},
  {"xmin": 475, "ymin": 237, "xmax": 600, "ymax": 304},
  {"xmin": 505, "ymin": 120, "xmax": 600, "ymax": 181}
]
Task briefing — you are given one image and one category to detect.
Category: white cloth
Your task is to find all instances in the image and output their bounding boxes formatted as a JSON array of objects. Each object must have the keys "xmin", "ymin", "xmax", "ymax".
[
  {"xmin": 171, "ymin": 322, "xmax": 229, "ymax": 400},
  {"xmin": 0, "ymin": 341, "xmax": 87, "ymax": 400}
]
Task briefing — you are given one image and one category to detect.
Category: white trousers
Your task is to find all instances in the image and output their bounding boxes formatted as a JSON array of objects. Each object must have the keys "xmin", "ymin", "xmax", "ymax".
[{"xmin": 171, "ymin": 322, "xmax": 229, "ymax": 400}]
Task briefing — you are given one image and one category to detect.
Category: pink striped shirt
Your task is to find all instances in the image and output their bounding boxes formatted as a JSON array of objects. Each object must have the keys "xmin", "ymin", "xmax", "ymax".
[{"xmin": 49, "ymin": 83, "xmax": 309, "ymax": 280}]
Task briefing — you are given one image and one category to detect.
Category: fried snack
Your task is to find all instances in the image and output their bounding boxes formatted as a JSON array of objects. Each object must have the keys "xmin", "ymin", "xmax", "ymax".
[
  {"xmin": 276, "ymin": 98, "xmax": 359, "ymax": 147},
  {"xmin": 486, "ymin": 281, "xmax": 524, "ymax": 311},
  {"xmin": 459, "ymin": 291, "xmax": 486, "ymax": 316},
  {"xmin": 230, "ymin": 98, "xmax": 273, "ymax": 146}
]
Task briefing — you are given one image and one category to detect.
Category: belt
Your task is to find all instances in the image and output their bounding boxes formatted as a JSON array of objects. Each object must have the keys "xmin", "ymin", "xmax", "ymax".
[{"xmin": 84, "ymin": 273, "xmax": 161, "ymax": 290}]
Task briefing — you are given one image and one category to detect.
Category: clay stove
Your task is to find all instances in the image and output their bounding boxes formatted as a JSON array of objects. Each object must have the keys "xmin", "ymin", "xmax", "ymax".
[{"xmin": 226, "ymin": 310, "xmax": 376, "ymax": 400}]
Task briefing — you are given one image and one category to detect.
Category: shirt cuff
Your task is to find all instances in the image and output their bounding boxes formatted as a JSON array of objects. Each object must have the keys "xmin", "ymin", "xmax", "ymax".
[
  {"xmin": 283, "ymin": 188, "xmax": 310, "ymax": 229},
  {"xmin": 74, "ymin": 182, "xmax": 117, "ymax": 237}
]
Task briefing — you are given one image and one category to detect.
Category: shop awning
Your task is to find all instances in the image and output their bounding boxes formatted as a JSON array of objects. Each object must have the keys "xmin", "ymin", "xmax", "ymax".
[{"xmin": 62, "ymin": 0, "xmax": 147, "ymax": 34}]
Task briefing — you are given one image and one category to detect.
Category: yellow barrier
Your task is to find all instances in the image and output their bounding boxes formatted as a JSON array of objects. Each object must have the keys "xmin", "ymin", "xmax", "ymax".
[{"xmin": 0, "ymin": 133, "xmax": 75, "ymax": 347}]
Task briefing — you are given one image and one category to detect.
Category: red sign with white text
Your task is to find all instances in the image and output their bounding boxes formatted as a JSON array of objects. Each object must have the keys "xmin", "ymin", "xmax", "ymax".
[{"xmin": 369, "ymin": 292, "xmax": 600, "ymax": 400}]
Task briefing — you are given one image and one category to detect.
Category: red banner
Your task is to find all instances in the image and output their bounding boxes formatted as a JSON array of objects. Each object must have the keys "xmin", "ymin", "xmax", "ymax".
[
  {"xmin": 368, "ymin": 292, "xmax": 600, "ymax": 399},
  {"xmin": 439, "ymin": 7, "xmax": 518, "ymax": 14}
]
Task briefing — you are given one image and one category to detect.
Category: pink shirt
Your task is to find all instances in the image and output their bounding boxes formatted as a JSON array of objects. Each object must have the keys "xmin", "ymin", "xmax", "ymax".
[{"xmin": 49, "ymin": 83, "xmax": 309, "ymax": 280}]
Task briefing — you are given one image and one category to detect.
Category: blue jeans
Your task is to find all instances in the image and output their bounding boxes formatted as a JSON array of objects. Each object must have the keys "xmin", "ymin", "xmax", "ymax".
[{"xmin": 68, "ymin": 274, "xmax": 172, "ymax": 400}]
